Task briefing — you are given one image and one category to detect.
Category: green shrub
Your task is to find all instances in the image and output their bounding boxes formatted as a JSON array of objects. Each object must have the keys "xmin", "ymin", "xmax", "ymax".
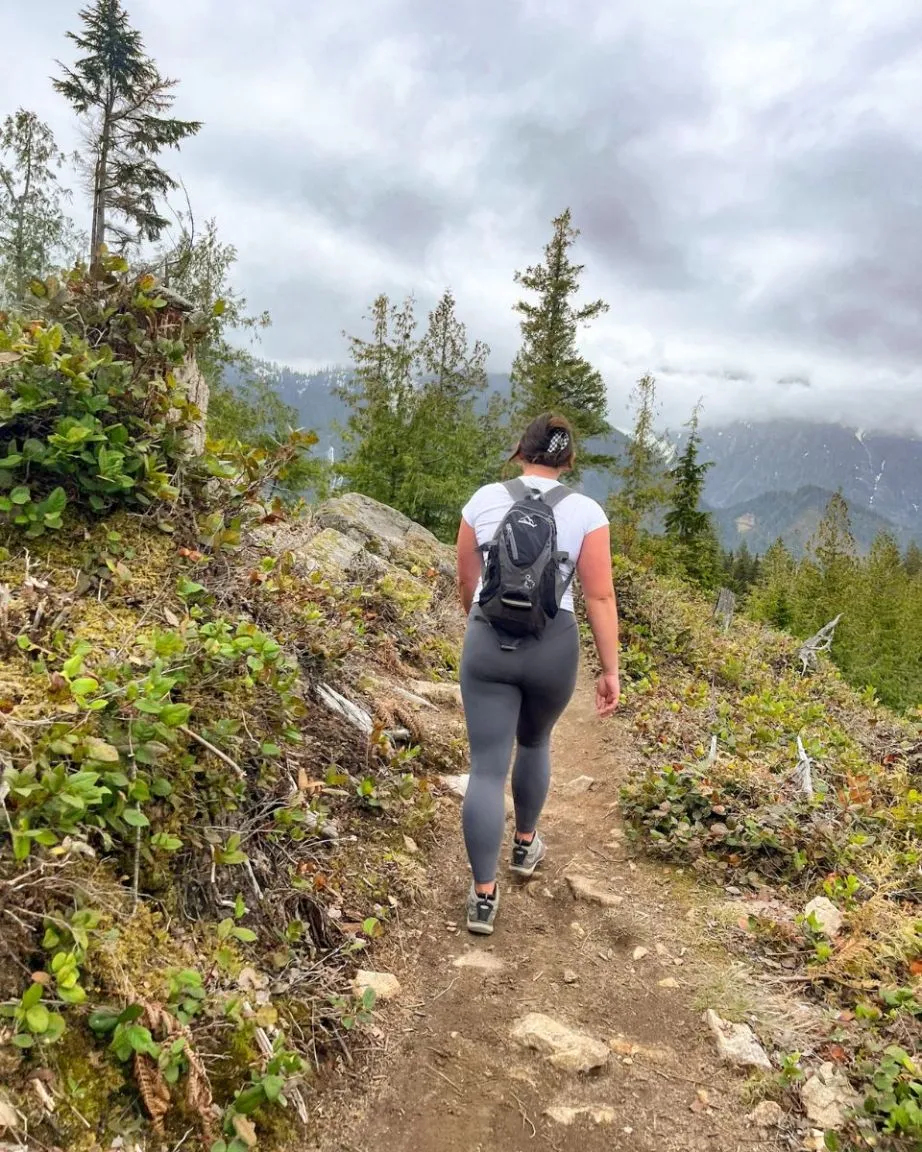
[{"xmin": 0, "ymin": 256, "xmax": 199, "ymax": 536}]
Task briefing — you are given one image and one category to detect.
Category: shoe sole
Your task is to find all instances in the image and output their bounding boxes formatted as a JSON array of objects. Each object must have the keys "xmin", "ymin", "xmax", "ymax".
[
  {"xmin": 509, "ymin": 848, "xmax": 546, "ymax": 878},
  {"xmin": 466, "ymin": 919, "xmax": 495, "ymax": 936}
]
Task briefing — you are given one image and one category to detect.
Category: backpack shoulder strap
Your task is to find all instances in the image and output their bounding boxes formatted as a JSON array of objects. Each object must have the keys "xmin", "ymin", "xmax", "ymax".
[
  {"xmin": 541, "ymin": 483, "xmax": 574, "ymax": 510},
  {"xmin": 503, "ymin": 478, "xmax": 529, "ymax": 502}
]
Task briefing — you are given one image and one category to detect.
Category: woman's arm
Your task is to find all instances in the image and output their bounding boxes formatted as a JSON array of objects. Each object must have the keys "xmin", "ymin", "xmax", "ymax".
[
  {"xmin": 456, "ymin": 517, "xmax": 481, "ymax": 615},
  {"xmin": 576, "ymin": 524, "xmax": 621, "ymax": 717}
]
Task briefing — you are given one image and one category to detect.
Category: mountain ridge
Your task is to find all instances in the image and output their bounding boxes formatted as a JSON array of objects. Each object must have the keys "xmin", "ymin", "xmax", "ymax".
[{"xmin": 234, "ymin": 361, "xmax": 922, "ymax": 553}]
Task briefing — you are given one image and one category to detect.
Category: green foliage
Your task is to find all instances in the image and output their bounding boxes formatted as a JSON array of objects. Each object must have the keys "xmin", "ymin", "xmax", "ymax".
[
  {"xmin": 608, "ymin": 374, "xmax": 670, "ymax": 558},
  {"xmin": 159, "ymin": 216, "xmax": 322, "ymax": 494},
  {"xmin": 53, "ymin": 0, "xmax": 202, "ymax": 256},
  {"xmin": 510, "ymin": 208, "xmax": 610, "ymax": 442},
  {"xmin": 748, "ymin": 496, "xmax": 922, "ymax": 711},
  {"xmin": 337, "ymin": 290, "xmax": 504, "ymax": 541},
  {"xmin": 0, "ymin": 109, "xmax": 81, "ymax": 304},
  {"xmin": 0, "ymin": 256, "xmax": 196, "ymax": 535},
  {"xmin": 721, "ymin": 542, "xmax": 762, "ymax": 597},
  {"xmin": 613, "ymin": 558, "xmax": 922, "ymax": 1148},
  {"xmin": 663, "ymin": 405, "xmax": 721, "ymax": 589},
  {"xmin": 1, "ymin": 981, "xmax": 67, "ymax": 1048},
  {"xmin": 4, "ymin": 608, "xmax": 299, "ymax": 861},
  {"xmin": 216, "ymin": 1032, "xmax": 307, "ymax": 1148},
  {"xmin": 862, "ymin": 1047, "xmax": 922, "ymax": 1140}
]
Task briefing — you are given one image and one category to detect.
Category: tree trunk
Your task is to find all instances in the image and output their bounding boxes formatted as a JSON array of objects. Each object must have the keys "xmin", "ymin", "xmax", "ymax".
[
  {"xmin": 174, "ymin": 350, "xmax": 209, "ymax": 456},
  {"xmin": 12, "ymin": 126, "xmax": 34, "ymax": 299},
  {"xmin": 90, "ymin": 102, "xmax": 112, "ymax": 268}
]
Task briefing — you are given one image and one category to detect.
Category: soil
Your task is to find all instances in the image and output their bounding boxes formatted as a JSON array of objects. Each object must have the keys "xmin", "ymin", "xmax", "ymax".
[{"xmin": 312, "ymin": 674, "xmax": 787, "ymax": 1152}]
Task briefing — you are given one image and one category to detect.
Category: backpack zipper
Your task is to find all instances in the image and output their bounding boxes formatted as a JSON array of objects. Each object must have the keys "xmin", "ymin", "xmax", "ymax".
[{"xmin": 504, "ymin": 522, "xmax": 519, "ymax": 561}]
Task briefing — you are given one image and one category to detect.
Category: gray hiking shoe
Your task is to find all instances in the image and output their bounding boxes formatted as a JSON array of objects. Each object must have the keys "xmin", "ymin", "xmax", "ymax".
[
  {"xmin": 466, "ymin": 883, "xmax": 500, "ymax": 935},
  {"xmin": 510, "ymin": 831, "xmax": 547, "ymax": 877}
]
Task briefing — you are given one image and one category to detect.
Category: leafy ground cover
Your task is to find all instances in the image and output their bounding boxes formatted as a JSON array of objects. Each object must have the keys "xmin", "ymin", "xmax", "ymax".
[
  {"xmin": 0, "ymin": 264, "xmax": 465, "ymax": 1152},
  {"xmin": 614, "ymin": 557, "xmax": 922, "ymax": 1148}
]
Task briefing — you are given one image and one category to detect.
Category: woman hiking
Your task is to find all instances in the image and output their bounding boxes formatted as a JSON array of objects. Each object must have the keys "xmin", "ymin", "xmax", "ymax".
[{"xmin": 455, "ymin": 412, "xmax": 621, "ymax": 935}]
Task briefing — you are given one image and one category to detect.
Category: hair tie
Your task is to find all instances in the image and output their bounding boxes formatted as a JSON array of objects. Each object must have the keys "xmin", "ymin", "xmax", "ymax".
[{"xmin": 546, "ymin": 430, "xmax": 570, "ymax": 455}]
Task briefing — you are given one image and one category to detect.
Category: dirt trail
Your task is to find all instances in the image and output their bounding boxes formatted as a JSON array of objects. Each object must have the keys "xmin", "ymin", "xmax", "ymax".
[{"xmin": 317, "ymin": 675, "xmax": 782, "ymax": 1152}]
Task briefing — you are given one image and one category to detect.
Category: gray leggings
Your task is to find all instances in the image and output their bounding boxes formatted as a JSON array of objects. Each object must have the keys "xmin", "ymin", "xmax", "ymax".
[{"xmin": 460, "ymin": 609, "xmax": 580, "ymax": 885}]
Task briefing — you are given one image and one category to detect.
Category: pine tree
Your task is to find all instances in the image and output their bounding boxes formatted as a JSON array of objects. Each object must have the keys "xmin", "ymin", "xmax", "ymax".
[
  {"xmin": 0, "ymin": 110, "xmax": 79, "ymax": 302},
  {"xmin": 54, "ymin": 0, "xmax": 201, "ymax": 259},
  {"xmin": 732, "ymin": 542, "xmax": 759, "ymax": 592},
  {"xmin": 664, "ymin": 404, "xmax": 720, "ymax": 587},
  {"xmin": 338, "ymin": 291, "xmax": 505, "ymax": 542},
  {"xmin": 904, "ymin": 541, "xmax": 922, "ymax": 577},
  {"xmin": 510, "ymin": 208, "xmax": 609, "ymax": 438},
  {"xmin": 748, "ymin": 539, "xmax": 796, "ymax": 630},
  {"xmin": 400, "ymin": 290, "xmax": 502, "ymax": 540},
  {"xmin": 849, "ymin": 533, "xmax": 908, "ymax": 707},
  {"xmin": 609, "ymin": 373, "xmax": 669, "ymax": 558},
  {"xmin": 337, "ymin": 294, "xmax": 418, "ymax": 507}
]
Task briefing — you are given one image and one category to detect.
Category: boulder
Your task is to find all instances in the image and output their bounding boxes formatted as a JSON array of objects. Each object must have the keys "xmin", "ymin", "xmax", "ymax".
[
  {"xmin": 316, "ymin": 492, "xmax": 453, "ymax": 573},
  {"xmin": 705, "ymin": 1009, "xmax": 771, "ymax": 1071},
  {"xmin": 511, "ymin": 1013, "xmax": 609, "ymax": 1073},
  {"xmin": 296, "ymin": 527, "xmax": 366, "ymax": 576},
  {"xmin": 251, "ymin": 522, "xmax": 384, "ymax": 581}
]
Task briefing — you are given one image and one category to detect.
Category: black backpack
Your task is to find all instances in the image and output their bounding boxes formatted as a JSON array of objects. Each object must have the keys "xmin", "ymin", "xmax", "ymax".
[{"xmin": 477, "ymin": 479, "xmax": 574, "ymax": 642}]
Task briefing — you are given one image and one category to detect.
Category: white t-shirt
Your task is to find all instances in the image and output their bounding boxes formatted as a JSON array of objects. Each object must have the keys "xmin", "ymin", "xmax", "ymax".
[{"xmin": 461, "ymin": 477, "xmax": 609, "ymax": 612}]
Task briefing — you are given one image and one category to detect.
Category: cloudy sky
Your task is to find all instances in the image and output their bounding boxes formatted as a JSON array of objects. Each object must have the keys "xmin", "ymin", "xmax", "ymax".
[{"xmin": 3, "ymin": 0, "xmax": 922, "ymax": 432}]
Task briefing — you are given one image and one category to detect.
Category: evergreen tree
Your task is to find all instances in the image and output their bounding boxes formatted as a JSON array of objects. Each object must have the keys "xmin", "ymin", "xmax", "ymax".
[
  {"xmin": 400, "ymin": 290, "xmax": 503, "ymax": 540},
  {"xmin": 337, "ymin": 294, "xmax": 418, "ymax": 508},
  {"xmin": 54, "ymin": 0, "xmax": 201, "ymax": 259},
  {"xmin": 609, "ymin": 373, "xmax": 669, "ymax": 558},
  {"xmin": 664, "ymin": 404, "xmax": 720, "ymax": 587},
  {"xmin": 849, "ymin": 533, "xmax": 908, "ymax": 707},
  {"xmin": 748, "ymin": 538, "xmax": 796, "ymax": 631},
  {"xmin": 904, "ymin": 541, "xmax": 922, "ymax": 577},
  {"xmin": 338, "ymin": 291, "xmax": 505, "ymax": 542},
  {"xmin": 0, "ymin": 110, "xmax": 79, "ymax": 302},
  {"xmin": 794, "ymin": 491, "xmax": 857, "ymax": 634},
  {"xmin": 510, "ymin": 208, "xmax": 609, "ymax": 439},
  {"xmin": 732, "ymin": 542, "xmax": 760, "ymax": 592}
]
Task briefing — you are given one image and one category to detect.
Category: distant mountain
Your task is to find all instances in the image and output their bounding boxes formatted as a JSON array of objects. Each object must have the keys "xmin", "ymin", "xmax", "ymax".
[
  {"xmin": 681, "ymin": 420, "xmax": 922, "ymax": 538},
  {"xmin": 708, "ymin": 485, "xmax": 907, "ymax": 556},
  {"xmin": 226, "ymin": 364, "xmax": 922, "ymax": 552}
]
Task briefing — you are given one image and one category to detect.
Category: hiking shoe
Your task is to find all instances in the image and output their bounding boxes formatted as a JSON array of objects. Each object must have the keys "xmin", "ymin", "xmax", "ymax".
[
  {"xmin": 510, "ymin": 831, "xmax": 546, "ymax": 878},
  {"xmin": 466, "ymin": 883, "xmax": 499, "ymax": 935}
]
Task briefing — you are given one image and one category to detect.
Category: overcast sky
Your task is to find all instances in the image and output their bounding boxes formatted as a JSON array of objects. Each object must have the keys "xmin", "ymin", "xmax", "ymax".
[{"xmin": 3, "ymin": 0, "xmax": 922, "ymax": 432}]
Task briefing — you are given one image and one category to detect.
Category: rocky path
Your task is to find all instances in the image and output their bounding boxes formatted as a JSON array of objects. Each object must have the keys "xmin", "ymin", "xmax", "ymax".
[{"xmin": 316, "ymin": 675, "xmax": 784, "ymax": 1152}]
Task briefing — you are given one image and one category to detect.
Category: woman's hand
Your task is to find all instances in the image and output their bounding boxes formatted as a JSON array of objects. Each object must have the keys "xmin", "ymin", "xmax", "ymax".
[{"xmin": 596, "ymin": 673, "xmax": 620, "ymax": 718}]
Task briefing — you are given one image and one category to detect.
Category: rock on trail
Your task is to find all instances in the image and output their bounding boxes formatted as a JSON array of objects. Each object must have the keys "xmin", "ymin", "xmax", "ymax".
[
  {"xmin": 352, "ymin": 970, "xmax": 401, "ymax": 1001},
  {"xmin": 545, "ymin": 1104, "xmax": 615, "ymax": 1126},
  {"xmin": 452, "ymin": 951, "xmax": 504, "ymax": 973},
  {"xmin": 565, "ymin": 873, "xmax": 623, "ymax": 908},
  {"xmin": 801, "ymin": 1062, "xmax": 860, "ymax": 1129},
  {"xmin": 705, "ymin": 1009, "xmax": 772, "ymax": 1071},
  {"xmin": 511, "ymin": 1013, "xmax": 610, "ymax": 1074}
]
